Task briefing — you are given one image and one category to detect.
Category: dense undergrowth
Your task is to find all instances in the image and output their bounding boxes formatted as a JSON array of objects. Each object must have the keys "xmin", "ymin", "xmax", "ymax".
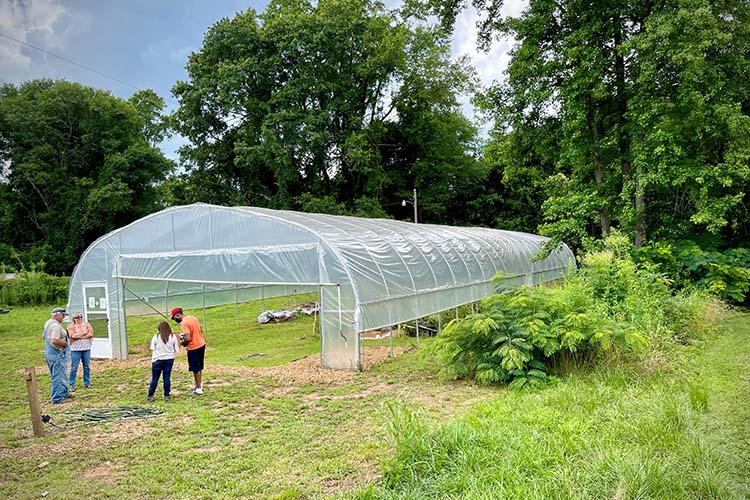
[
  {"xmin": 0, "ymin": 270, "xmax": 69, "ymax": 307},
  {"xmin": 426, "ymin": 232, "xmax": 727, "ymax": 388},
  {"xmin": 635, "ymin": 240, "xmax": 750, "ymax": 304}
]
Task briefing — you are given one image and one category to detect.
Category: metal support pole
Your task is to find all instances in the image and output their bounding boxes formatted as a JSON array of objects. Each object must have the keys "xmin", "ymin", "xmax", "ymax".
[
  {"xmin": 389, "ymin": 326, "xmax": 394, "ymax": 358},
  {"xmin": 312, "ymin": 304, "xmax": 318, "ymax": 338},
  {"xmin": 165, "ymin": 281, "xmax": 170, "ymax": 318},
  {"xmin": 319, "ymin": 285, "xmax": 324, "ymax": 367},
  {"xmin": 438, "ymin": 312, "xmax": 442, "ymax": 334},
  {"xmin": 413, "ymin": 188, "xmax": 418, "ymax": 224},
  {"xmin": 361, "ymin": 326, "xmax": 366, "ymax": 370},
  {"xmin": 416, "ymin": 319, "xmax": 420, "ymax": 346},
  {"xmin": 234, "ymin": 284, "xmax": 239, "ymax": 326},
  {"xmin": 202, "ymin": 283, "xmax": 207, "ymax": 331},
  {"xmin": 124, "ymin": 285, "xmax": 169, "ymax": 319},
  {"xmin": 337, "ymin": 285, "xmax": 345, "ymax": 346}
]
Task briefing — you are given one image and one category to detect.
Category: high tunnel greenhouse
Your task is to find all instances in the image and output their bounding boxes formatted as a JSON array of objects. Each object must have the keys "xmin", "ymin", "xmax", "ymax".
[{"xmin": 66, "ymin": 203, "xmax": 576, "ymax": 369}]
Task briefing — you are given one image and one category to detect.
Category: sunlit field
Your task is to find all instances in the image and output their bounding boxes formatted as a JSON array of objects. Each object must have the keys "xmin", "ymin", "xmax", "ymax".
[{"xmin": 1, "ymin": 300, "xmax": 748, "ymax": 499}]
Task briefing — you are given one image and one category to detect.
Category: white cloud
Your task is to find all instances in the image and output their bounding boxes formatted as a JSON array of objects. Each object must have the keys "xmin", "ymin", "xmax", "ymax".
[
  {"xmin": 0, "ymin": 0, "xmax": 91, "ymax": 85},
  {"xmin": 140, "ymin": 43, "xmax": 193, "ymax": 65},
  {"xmin": 449, "ymin": 0, "xmax": 527, "ymax": 133},
  {"xmin": 0, "ymin": 0, "xmax": 65, "ymax": 65},
  {"xmin": 451, "ymin": 0, "xmax": 527, "ymax": 82}
]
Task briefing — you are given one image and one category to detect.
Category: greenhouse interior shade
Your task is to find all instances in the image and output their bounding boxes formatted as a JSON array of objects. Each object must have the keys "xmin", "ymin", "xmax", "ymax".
[{"xmin": 67, "ymin": 203, "xmax": 576, "ymax": 369}]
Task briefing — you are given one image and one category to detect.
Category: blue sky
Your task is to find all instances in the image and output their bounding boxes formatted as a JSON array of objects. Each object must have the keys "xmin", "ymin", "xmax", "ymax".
[{"xmin": 0, "ymin": 0, "xmax": 522, "ymax": 158}]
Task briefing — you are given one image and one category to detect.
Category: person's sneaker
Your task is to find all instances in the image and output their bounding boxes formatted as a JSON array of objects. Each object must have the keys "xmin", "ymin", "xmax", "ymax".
[
  {"xmin": 69, "ymin": 386, "xmax": 76, "ymax": 393},
  {"xmin": 52, "ymin": 399, "xmax": 67, "ymax": 405},
  {"xmin": 147, "ymin": 396, "xmax": 155, "ymax": 402},
  {"xmin": 193, "ymin": 387, "xmax": 204, "ymax": 395},
  {"xmin": 164, "ymin": 395, "xmax": 170, "ymax": 402},
  {"xmin": 84, "ymin": 384, "xmax": 92, "ymax": 389}
]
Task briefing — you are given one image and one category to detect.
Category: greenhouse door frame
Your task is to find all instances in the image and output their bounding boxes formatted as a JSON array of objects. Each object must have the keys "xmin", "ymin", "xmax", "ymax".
[{"xmin": 83, "ymin": 282, "xmax": 112, "ymax": 359}]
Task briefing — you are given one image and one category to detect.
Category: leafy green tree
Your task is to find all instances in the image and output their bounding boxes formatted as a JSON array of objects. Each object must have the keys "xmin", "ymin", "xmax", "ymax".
[
  {"xmin": 0, "ymin": 80, "xmax": 174, "ymax": 273},
  {"xmin": 435, "ymin": 0, "xmax": 750, "ymax": 248},
  {"xmin": 475, "ymin": 115, "xmax": 563, "ymax": 233},
  {"xmin": 172, "ymin": 0, "xmax": 481, "ymax": 219},
  {"xmin": 128, "ymin": 89, "xmax": 170, "ymax": 146}
]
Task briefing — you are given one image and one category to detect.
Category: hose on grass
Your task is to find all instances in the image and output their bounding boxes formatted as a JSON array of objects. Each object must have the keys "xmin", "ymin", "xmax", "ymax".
[
  {"xmin": 42, "ymin": 405, "xmax": 163, "ymax": 429},
  {"xmin": 68, "ymin": 406, "xmax": 163, "ymax": 423}
]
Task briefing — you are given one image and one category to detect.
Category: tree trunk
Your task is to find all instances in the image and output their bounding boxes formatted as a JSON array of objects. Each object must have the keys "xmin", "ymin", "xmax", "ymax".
[
  {"xmin": 614, "ymin": 15, "xmax": 630, "ymax": 180},
  {"xmin": 585, "ymin": 93, "xmax": 611, "ymax": 235},
  {"xmin": 634, "ymin": 174, "xmax": 647, "ymax": 248}
]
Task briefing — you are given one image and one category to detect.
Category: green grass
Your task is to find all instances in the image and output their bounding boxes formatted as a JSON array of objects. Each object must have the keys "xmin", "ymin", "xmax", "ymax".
[
  {"xmin": 348, "ymin": 313, "xmax": 750, "ymax": 500},
  {"xmin": 1, "ymin": 301, "xmax": 749, "ymax": 499},
  {"xmin": 125, "ymin": 297, "xmax": 322, "ymax": 367}
]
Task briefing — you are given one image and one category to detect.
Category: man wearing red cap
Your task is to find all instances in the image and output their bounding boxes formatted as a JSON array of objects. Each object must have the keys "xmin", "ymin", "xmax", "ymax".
[{"xmin": 170, "ymin": 307, "xmax": 206, "ymax": 395}]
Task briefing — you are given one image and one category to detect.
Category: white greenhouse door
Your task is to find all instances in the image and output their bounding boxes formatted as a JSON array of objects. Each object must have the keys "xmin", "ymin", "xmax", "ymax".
[{"xmin": 83, "ymin": 283, "xmax": 112, "ymax": 358}]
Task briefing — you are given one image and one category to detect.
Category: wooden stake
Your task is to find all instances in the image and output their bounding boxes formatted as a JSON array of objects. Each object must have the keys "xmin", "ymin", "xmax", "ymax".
[{"xmin": 24, "ymin": 367, "xmax": 44, "ymax": 437}]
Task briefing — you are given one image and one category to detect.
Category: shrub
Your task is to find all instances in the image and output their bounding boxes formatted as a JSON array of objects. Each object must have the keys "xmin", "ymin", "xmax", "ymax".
[
  {"xmin": 0, "ymin": 271, "xmax": 70, "ymax": 306},
  {"xmin": 428, "ymin": 232, "xmax": 719, "ymax": 387},
  {"xmin": 429, "ymin": 275, "xmax": 645, "ymax": 387},
  {"xmin": 636, "ymin": 241, "xmax": 750, "ymax": 304}
]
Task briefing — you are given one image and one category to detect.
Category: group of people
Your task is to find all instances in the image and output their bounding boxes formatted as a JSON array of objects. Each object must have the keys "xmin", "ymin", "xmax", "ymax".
[{"xmin": 42, "ymin": 306, "xmax": 206, "ymax": 404}]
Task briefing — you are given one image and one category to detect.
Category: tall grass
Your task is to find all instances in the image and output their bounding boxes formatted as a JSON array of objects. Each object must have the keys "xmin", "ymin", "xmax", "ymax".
[
  {"xmin": 347, "ymin": 232, "xmax": 743, "ymax": 499},
  {"xmin": 353, "ymin": 370, "xmax": 737, "ymax": 500},
  {"xmin": 0, "ymin": 271, "xmax": 69, "ymax": 307}
]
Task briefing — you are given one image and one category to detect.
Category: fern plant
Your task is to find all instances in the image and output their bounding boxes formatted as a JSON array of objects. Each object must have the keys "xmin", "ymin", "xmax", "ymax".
[{"xmin": 429, "ymin": 245, "xmax": 653, "ymax": 387}]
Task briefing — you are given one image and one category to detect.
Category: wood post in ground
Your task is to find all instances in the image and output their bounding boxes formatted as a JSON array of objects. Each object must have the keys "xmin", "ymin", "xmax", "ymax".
[{"xmin": 24, "ymin": 367, "xmax": 44, "ymax": 437}]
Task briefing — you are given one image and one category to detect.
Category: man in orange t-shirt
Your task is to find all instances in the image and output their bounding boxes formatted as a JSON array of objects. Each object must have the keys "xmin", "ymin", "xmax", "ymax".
[{"xmin": 170, "ymin": 307, "xmax": 206, "ymax": 395}]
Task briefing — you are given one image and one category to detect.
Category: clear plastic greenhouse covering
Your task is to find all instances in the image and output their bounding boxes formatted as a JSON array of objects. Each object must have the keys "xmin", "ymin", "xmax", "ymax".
[{"xmin": 67, "ymin": 203, "xmax": 576, "ymax": 369}]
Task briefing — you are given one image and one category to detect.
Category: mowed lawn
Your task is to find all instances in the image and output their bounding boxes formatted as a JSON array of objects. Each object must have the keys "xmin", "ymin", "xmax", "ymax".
[{"xmin": 0, "ymin": 300, "xmax": 748, "ymax": 499}]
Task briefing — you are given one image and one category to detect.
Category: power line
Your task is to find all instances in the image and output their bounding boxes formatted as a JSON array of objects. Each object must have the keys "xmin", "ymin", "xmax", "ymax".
[{"xmin": 0, "ymin": 30, "xmax": 140, "ymax": 91}]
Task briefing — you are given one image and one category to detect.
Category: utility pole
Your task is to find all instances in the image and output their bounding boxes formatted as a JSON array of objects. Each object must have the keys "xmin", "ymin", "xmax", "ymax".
[
  {"xmin": 412, "ymin": 188, "xmax": 418, "ymax": 224},
  {"xmin": 402, "ymin": 188, "xmax": 418, "ymax": 223}
]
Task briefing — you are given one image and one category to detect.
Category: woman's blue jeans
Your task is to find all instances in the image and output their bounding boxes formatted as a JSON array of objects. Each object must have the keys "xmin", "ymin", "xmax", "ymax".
[
  {"xmin": 148, "ymin": 359, "xmax": 174, "ymax": 397},
  {"xmin": 69, "ymin": 349, "xmax": 91, "ymax": 388}
]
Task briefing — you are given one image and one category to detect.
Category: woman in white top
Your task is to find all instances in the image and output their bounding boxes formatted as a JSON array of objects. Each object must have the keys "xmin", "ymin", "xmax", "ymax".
[{"xmin": 147, "ymin": 320, "xmax": 179, "ymax": 402}]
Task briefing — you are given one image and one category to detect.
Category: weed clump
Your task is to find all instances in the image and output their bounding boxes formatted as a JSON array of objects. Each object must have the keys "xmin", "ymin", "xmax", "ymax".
[{"xmin": 426, "ymin": 231, "xmax": 726, "ymax": 387}]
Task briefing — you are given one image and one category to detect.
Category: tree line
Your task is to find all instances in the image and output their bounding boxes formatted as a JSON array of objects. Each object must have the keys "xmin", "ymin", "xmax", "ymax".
[{"xmin": 1, "ymin": 0, "xmax": 748, "ymax": 276}]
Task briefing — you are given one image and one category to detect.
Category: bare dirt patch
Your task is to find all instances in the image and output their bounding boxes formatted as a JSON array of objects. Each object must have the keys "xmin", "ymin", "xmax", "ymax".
[
  {"xmin": 207, "ymin": 345, "xmax": 412, "ymax": 387},
  {"xmin": 193, "ymin": 446, "xmax": 221, "ymax": 453},
  {"xmin": 0, "ymin": 417, "xmax": 159, "ymax": 461},
  {"xmin": 320, "ymin": 468, "xmax": 382, "ymax": 496},
  {"xmin": 81, "ymin": 460, "xmax": 126, "ymax": 484}
]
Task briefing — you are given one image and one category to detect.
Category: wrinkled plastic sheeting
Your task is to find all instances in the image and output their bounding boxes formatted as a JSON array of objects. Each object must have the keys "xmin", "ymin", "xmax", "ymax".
[{"xmin": 67, "ymin": 203, "xmax": 576, "ymax": 369}]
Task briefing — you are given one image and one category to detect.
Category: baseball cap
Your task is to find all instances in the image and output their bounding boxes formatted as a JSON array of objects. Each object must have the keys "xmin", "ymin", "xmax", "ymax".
[
  {"xmin": 51, "ymin": 307, "xmax": 66, "ymax": 314},
  {"xmin": 170, "ymin": 307, "xmax": 183, "ymax": 320}
]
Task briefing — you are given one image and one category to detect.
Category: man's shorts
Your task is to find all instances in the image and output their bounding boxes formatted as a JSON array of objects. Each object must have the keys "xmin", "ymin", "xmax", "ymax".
[{"xmin": 187, "ymin": 345, "xmax": 205, "ymax": 372}]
